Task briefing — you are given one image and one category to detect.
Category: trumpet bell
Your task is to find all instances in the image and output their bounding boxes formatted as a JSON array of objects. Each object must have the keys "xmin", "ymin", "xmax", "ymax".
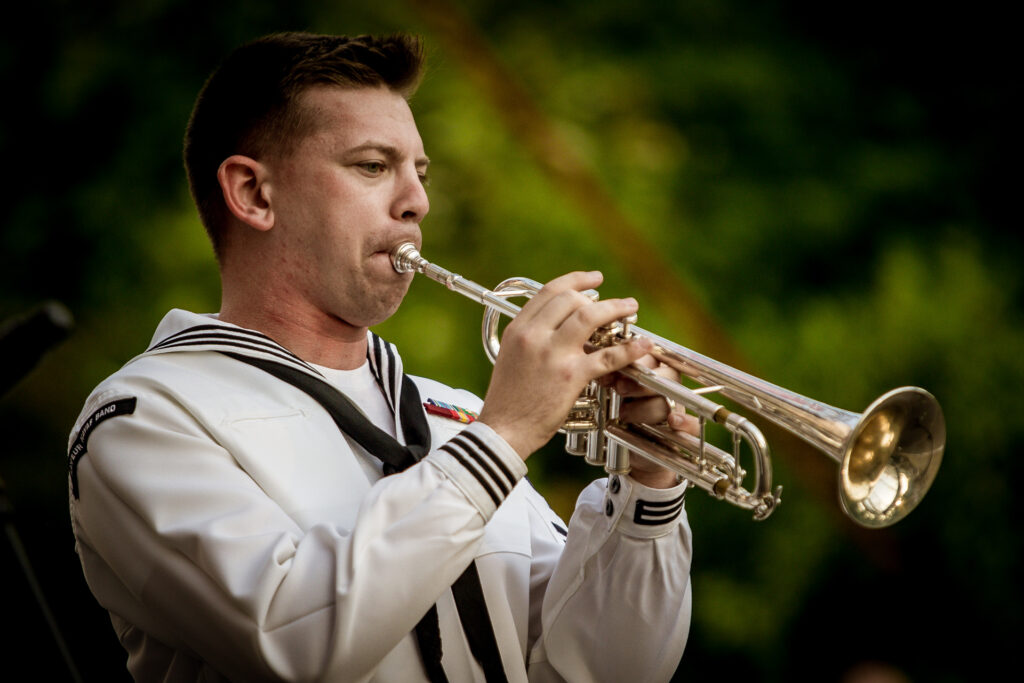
[{"xmin": 840, "ymin": 387, "xmax": 945, "ymax": 527}]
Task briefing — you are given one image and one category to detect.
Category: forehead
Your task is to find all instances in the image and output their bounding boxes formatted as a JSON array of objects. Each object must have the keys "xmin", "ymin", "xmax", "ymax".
[{"xmin": 294, "ymin": 85, "xmax": 423, "ymax": 151}]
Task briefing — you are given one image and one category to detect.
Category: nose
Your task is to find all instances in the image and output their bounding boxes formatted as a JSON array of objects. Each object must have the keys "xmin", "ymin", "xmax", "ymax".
[{"xmin": 392, "ymin": 164, "xmax": 430, "ymax": 223}]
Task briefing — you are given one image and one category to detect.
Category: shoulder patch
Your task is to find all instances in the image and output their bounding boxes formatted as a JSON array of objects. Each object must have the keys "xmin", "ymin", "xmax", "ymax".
[{"xmin": 68, "ymin": 397, "xmax": 137, "ymax": 499}]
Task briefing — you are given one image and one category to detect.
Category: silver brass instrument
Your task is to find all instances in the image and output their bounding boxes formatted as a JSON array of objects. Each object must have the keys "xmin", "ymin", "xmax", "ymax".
[{"xmin": 392, "ymin": 243, "xmax": 945, "ymax": 528}]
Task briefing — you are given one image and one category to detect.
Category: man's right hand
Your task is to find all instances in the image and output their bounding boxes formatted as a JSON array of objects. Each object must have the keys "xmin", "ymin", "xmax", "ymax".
[{"xmin": 476, "ymin": 270, "xmax": 652, "ymax": 460}]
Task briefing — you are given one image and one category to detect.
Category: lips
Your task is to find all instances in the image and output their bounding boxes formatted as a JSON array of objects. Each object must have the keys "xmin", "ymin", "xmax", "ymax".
[
  {"xmin": 371, "ymin": 248, "xmax": 412, "ymax": 277},
  {"xmin": 373, "ymin": 236, "xmax": 420, "ymax": 261}
]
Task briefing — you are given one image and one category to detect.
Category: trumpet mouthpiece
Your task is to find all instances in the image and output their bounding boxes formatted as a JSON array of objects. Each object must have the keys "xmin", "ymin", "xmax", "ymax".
[{"xmin": 391, "ymin": 242, "xmax": 424, "ymax": 274}]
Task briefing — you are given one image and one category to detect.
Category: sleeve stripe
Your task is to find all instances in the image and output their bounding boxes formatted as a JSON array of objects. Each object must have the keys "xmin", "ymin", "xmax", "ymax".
[
  {"xmin": 448, "ymin": 438, "xmax": 510, "ymax": 499},
  {"xmin": 633, "ymin": 494, "xmax": 686, "ymax": 526},
  {"xmin": 639, "ymin": 502, "xmax": 684, "ymax": 519},
  {"xmin": 440, "ymin": 443, "xmax": 504, "ymax": 507},
  {"xmin": 637, "ymin": 492, "xmax": 686, "ymax": 509},
  {"xmin": 448, "ymin": 433, "xmax": 513, "ymax": 497},
  {"xmin": 454, "ymin": 430, "xmax": 516, "ymax": 492}
]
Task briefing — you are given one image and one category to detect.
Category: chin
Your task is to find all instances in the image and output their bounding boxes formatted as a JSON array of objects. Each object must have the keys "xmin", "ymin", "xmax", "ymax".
[{"xmin": 349, "ymin": 289, "xmax": 408, "ymax": 329}]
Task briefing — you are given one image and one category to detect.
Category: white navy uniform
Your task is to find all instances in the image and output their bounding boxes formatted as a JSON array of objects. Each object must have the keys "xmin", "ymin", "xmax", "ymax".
[{"xmin": 68, "ymin": 309, "xmax": 693, "ymax": 682}]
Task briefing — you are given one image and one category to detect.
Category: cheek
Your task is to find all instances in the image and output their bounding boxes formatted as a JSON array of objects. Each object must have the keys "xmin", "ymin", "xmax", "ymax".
[
  {"xmin": 315, "ymin": 182, "xmax": 378, "ymax": 236},
  {"xmin": 280, "ymin": 163, "xmax": 350, "ymax": 214},
  {"xmin": 275, "ymin": 168, "xmax": 382, "ymax": 264}
]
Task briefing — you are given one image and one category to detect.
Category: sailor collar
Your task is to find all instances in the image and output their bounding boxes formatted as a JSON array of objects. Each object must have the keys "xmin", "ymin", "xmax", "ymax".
[{"xmin": 141, "ymin": 309, "xmax": 407, "ymax": 416}]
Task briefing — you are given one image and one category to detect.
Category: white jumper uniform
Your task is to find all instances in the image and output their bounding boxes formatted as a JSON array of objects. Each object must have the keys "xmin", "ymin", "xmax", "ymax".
[{"xmin": 68, "ymin": 309, "xmax": 693, "ymax": 682}]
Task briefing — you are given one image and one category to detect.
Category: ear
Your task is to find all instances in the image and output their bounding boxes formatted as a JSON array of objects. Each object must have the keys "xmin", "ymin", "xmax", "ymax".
[{"xmin": 217, "ymin": 155, "xmax": 274, "ymax": 232}]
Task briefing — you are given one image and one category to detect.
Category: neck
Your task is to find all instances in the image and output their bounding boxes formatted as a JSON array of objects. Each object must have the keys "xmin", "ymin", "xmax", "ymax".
[
  {"xmin": 219, "ymin": 281, "xmax": 369, "ymax": 372},
  {"xmin": 223, "ymin": 306, "xmax": 369, "ymax": 370}
]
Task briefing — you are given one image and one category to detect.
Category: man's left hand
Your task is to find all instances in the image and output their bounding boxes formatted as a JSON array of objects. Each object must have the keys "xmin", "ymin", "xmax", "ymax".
[{"xmin": 606, "ymin": 355, "xmax": 699, "ymax": 489}]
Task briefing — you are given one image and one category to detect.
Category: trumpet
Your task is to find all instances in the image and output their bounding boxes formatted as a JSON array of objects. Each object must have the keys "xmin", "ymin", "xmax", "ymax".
[{"xmin": 392, "ymin": 243, "xmax": 944, "ymax": 528}]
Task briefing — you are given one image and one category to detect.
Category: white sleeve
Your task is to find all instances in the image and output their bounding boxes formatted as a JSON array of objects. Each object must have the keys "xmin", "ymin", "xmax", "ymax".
[
  {"xmin": 69, "ymin": 386, "xmax": 526, "ymax": 682},
  {"xmin": 527, "ymin": 475, "xmax": 693, "ymax": 682}
]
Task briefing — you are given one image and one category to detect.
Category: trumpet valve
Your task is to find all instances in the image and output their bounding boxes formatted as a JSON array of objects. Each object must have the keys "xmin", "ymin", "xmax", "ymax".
[
  {"xmin": 620, "ymin": 312, "xmax": 637, "ymax": 339},
  {"xmin": 565, "ymin": 431, "xmax": 589, "ymax": 456},
  {"xmin": 563, "ymin": 395, "xmax": 600, "ymax": 432},
  {"xmin": 590, "ymin": 313, "xmax": 639, "ymax": 348}
]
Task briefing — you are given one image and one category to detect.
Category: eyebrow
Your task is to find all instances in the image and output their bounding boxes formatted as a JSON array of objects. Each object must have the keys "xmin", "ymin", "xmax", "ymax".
[{"xmin": 348, "ymin": 141, "xmax": 430, "ymax": 169}]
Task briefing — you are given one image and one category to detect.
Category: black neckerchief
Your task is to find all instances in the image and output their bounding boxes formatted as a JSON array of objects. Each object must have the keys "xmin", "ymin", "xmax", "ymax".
[{"xmin": 222, "ymin": 350, "xmax": 508, "ymax": 683}]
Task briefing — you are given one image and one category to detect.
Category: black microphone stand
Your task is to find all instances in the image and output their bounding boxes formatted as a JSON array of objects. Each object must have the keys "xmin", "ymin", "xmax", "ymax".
[{"xmin": 0, "ymin": 301, "xmax": 83, "ymax": 682}]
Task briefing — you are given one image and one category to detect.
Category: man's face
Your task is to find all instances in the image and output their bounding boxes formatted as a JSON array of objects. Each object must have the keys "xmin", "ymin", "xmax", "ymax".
[{"xmin": 264, "ymin": 85, "xmax": 430, "ymax": 331}]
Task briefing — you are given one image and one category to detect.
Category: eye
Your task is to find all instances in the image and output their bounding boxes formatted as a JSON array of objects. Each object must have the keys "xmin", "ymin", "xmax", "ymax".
[
  {"xmin": 418, "ymin": 171, "xmax": 431, "ymax": 187},
  {"xmin": 357, "ymin": 161, "xmax": 387, "ymax": 176}
]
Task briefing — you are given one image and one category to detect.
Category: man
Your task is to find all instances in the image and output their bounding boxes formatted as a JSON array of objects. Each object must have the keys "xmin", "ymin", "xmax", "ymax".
[{"xmin": 68, "ymin": 32, "xmax": 694, "ymax": 682}]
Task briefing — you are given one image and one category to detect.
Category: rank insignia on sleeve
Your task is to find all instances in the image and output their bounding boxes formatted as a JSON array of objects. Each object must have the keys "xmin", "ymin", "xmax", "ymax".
[{"xmin": 424, "ymin": 398, "xmax": 478, "ymax": 423}]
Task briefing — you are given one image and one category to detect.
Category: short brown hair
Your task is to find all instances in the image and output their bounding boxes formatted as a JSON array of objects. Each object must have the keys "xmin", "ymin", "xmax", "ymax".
[{"xmin": 183, "ymin": 32, "xmax": 425, "ymax": 257}]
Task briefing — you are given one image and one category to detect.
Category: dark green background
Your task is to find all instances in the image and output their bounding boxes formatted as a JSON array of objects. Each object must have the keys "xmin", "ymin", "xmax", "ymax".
[{"xmin": 2, "ymin": 1, "xmax": 1018, "ymax": 680}]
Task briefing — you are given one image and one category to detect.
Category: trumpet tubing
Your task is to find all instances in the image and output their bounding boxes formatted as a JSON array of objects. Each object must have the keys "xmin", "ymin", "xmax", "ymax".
[{"xmin": 392, "ymin": 243, "xmax": 945, "ymax": 528}]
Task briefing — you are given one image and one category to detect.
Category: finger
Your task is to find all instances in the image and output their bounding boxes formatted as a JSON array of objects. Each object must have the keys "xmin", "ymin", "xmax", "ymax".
[
  {"xmin": 579, "ymin": 336, "xmax": 652, "ymax": 382},
  {"xmin": 632, "ymin": 354, "xmax": 659, "ymax": 369},
  {"xmin": 618, "ymin": 395, "xmax": 673, "ymax": 424},
  {"xmin": 514, "ymin": 271, "xmax": 603, "ymax": 326},
  {"xmin": 611, "ymin": 374, "xmax": 650, "ymax": 396},
  {"xmin": 598, "ymin": 354, "xmax": 653, "ymax": 388},
  {"xmin": 669, "ymin": 411, "xmax": 701, "ymax": 437},
  {"xmin": 521, "ymin": 288, "xmax": 601, "ymax": 335},
  {"xmin": 557, "ymin": 296, "xmax": 639, "ymax": 344},
  {"xmin": 610, "ymin": 357, "xmax": 670, "ymax": 395},
  {"xmin": 617, "ymin": 392, "xmax": 700, "ymax": 437}
]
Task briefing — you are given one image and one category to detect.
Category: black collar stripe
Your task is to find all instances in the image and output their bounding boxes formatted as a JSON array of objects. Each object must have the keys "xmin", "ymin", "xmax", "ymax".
[
  {"xmin": 152, "ymin": 332, "xmax": 302, "ymax": 361},
  {"xmin": 367, "ymin": 334, "xmax": 381, "ymax": 384},
  {"xmin": 439, "ymin": 443, "xmax": 504, "ymax": 508},
  {"xmin": 151, "ymin": 329, "xmax": 297, "ymax": 359},
  {"xmin": 149, "ymin": 326, "xmax": 318, "ymax": 374},
  {"xmin": 454, "ymin": 431, "xmax": 516, "ymax": 492},
  {"xmin": 384, "ymin": 339, "xmax": 400, "ymax": 408},
  {"xmin": 368, "ymin": 332, "xmax": 380, "ymax": 367},
  {"xmin": 152, "ymin": 326, "xmax": 406, "ymax": 423},
  {"xmin": 152, "ymin": 324, "xmax": 297, "ymax": 355},
  {"xmin": 154, "ymin": 322, "xmax": 275, "ymax": 342},
  {"xmin": 369, "ymin": 332, "xmax": 400, "ymax": 412},
  {"xmin": 152, "ymin": 336, "xmax": 320, "ymax": 375},
  {"xmin": 367, "ymin": 333, "xmax": 397, "ymax": 414}
]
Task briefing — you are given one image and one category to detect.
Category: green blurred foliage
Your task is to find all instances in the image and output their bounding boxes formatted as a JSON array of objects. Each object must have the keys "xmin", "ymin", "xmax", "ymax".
[{"xmin": 1, "ymin": 0, "xmax": 1019, "ymax": 680}]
